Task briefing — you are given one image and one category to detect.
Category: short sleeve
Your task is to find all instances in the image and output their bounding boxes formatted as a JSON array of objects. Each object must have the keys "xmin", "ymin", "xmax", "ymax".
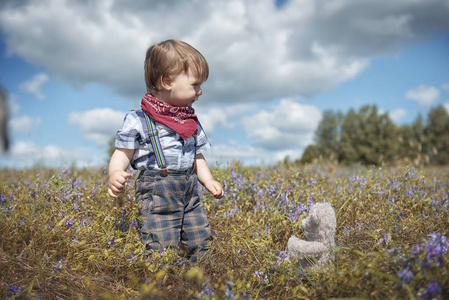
[
  {"xmin": 115, "ymin": 111, "xmax": 142, "ymax": 149},
  {"xmin": 195, "ymin": 122, "xmax": 211, "ymax": 154}
]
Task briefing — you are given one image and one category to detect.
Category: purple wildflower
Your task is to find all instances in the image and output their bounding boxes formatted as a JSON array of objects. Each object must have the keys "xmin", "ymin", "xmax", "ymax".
[
  {"xmin": 288, "ymin": 211, "xmax": 296, "ymax": 222},
  {"xmin": 132, "ymin": 219, "xmax": 139, "ymax": 229},
  {"xmin": 34, "ymin": 293, "xmax": 43, "ymax": 300},
  {"xmin": 0, "ymin": 193, "xmax": 7, "ymax": 203},
  {"xmin": 108, "ymin": 236, "xmax": 116, "ymax": 245},
  {"xmin": 71, "ymin": 177, "xmax": 78, "ymax": 188},
  {"xmin": 177, "ymin": 258, "xmax": 184, "ymax": 266},
  {"xmin": 226, "ymin": 206, "xmax": 239, "ymax": 217},
  {"xmin": 384, "ymin": 233, "xmax": 390, "ymax": 245},
  {"xmin": 398, "ymin": 269, "xmax": 414, "ymax": 284},
  {"xmin": 3, "ymin": 206, "xmax": 14, "ymax": 213},
  {"xmin": 7, "ymin": 284, "xmax": 21, "ymax": 295},
  {"xmin": 198, "ymin": 283, "xmax": 215, "ymax": 299},
  {"xmin": 255, "ymin": 271, "xmax": 263, "ymax": 278},
  {"xmin": 53, "ymin": 259, "xmax": 63, "ymax": 272},
  {"xmin": 74, "ymin": 202, "xmax": 79, "ymax": 210},
  {"xmin": 127, "ymin": 252, "xmax": 136, "ymax": 261},
  {"xmin": 119, "ymin": 220, "xmax": 130, "ymax": 232},
  {"xmin": 122, "ymin": 208, "xmax": 127, "ymax": 216},
  {"xmin": 343, "ymin": 225, "xmax": 352, "ymax": 236},
  {"xmin": 225, "ymin": 280, "xmax": 235, "ymax": 299},
  {"xmin": 404, "ymin": 168, "xmax": 415, "ymax": 178},
  {"xmin": 79, "ymin": 218, "xmax": 91, "ymax": 229},
  {"xmin": 236, "ymin": 178, "xmax": 244, "ymax": 191},
  {"xmin": 47, "ymin": 222, "xmax": 54, "ymax": 230},
  {"xmin": 66, "ymin": 219, "xmax": 73, "ymax": 227},
  {"xmin": 277, "ymin": 250, "xmax": 288, "ymax": 261},
  {"xmin": 255, "ymin": 270, "xmax": 268, "ymax": 282},
  {"xmin": 420, "ymin": 281, "xmax": 441, "ymax": 300},
  {"xmin": 424, "ymin": 232, "xmax": 448, "ymax": 268}
]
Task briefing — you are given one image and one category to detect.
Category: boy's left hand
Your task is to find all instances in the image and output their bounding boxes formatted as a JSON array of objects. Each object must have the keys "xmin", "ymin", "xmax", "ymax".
[{"xmin": 204, "ymin": 179, "xmax": 224, "ymax": 199}]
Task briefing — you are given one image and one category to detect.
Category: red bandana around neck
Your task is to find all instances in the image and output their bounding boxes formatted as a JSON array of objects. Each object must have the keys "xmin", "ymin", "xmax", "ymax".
[{"xmin": 141, "ymin": 93, "xmax": 199, "ymax": 140}]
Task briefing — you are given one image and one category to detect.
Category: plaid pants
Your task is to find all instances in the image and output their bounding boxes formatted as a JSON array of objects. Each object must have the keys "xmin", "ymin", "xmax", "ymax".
[{"xmin": 135, "ymin": 168, "xmax": 212, "ymax": 255}]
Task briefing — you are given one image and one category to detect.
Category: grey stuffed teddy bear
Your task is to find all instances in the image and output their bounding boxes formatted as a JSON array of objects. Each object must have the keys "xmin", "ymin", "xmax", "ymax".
[{"xmin": 287, "ymin": 202, "xmax": 336, "ymax": 268}]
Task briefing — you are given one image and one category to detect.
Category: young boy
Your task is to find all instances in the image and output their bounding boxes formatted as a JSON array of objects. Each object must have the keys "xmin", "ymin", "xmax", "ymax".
[{"xmin": 108, "ymin": 39, "xmax": 223, "ymax": 261}]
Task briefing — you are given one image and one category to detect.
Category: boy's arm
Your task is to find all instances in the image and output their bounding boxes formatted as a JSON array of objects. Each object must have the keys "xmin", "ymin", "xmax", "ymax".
[
  {"xmin": 108, "ymin": 148, "xmax": 134, "ymax": 198},
  {"xmin": 195, "ymin": 153, "xmax": 224, "ymax": 199}
]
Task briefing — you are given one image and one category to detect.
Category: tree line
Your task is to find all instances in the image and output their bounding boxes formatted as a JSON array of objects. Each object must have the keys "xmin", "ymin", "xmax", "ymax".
[{"xmin": 300, "ymin": 104, "xmax": 449, "ymax": 166}]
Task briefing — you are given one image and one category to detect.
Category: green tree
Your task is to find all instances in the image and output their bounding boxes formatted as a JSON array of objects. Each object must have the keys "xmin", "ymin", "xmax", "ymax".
[
  {"xmin": 314, "ymin": 110, "xmax": 343, "ymax": 162},
  {"xmin": 403, "ymin": 115, "xmax": 428, "ymax": 166},
  {"xmin": 425, "ymin": 105, "xmax": 449, "ymax": 165},
  {"xmin": 300, "ymin": 145, "xmax": 320, "ymax": 164},
  {"xmin": 338, "ymin": 105, "xmax": 398, "ymax": 165},
  {"xmin": 338, "ymin": 108, "xmax": 358, "ymax": 164},
  {"xmin": 397, "ymin": 124, "xmax": 414, "ymax": 162}
]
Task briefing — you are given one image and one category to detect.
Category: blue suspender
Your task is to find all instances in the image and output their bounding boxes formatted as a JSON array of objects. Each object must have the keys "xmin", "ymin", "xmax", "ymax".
[{"xmin": 142, "ymin": 113, "xmax": 168, "ymax": 176}]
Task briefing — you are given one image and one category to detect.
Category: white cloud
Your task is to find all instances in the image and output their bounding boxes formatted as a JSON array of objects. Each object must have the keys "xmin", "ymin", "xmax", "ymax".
[
  {"xmin": 206, "ymin": 142, "xmax": 304, "ymax": 166},
  {"xmin": 389, "ymin": 108, "xmax": 407, "ymax": 124},
  {"xmin": 225, "ymin": 103, "xmax": 259, "ymax": 117},
  {"xmin": 406, "ymin": 85, "xmax": 440, "ymax": 107},
  {"xmin": 241, "ymin": 99, "xmax": 322, "ymax": 150},
  {"xmin": 7, "ymin": 94, "xmax": 21, "ymax": 115},
  {"xmin": 9, "ymin": 115, "xmax": 42, "ymax": 134},
  {"xmin": 196, "ymin": 107, "xmax": 228, "ymax": 134},
  {"xmin": 19, "ymin": 73, "xmax": 49, "ymax": 100},
  {"xmin": 1, "ymin": 141, "xmax": 104, "ymax": 169},
  {"xmin": 442, "ymin": 83, "xmax": 449, "ymax": 91},
  {"xmin": 69, "ymin": 108, "xmax": 126, "ymax": 146},
  {"xmin": 273, "ymin": 149, "xmax": 303, "ymax": 163},
  {"xmin": 1, "ymin": 0, "xmax": 448, "ymax": 103},
  {"xmin": 196, "ymin": 102, "xmax": 257, "ymax": 133},
  {"xmin": 206, "ymin": 142, "xmax": 269, "ymax": 166},
  {"xmin": 444, "ymin": 102, "xmax": 449, "ymax": 114}
]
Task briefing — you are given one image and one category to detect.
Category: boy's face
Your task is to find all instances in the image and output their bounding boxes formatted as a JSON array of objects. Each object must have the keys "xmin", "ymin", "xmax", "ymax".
[{"xmin": 164, "ymin": 69, "xmax": 203, "ymax": 107}]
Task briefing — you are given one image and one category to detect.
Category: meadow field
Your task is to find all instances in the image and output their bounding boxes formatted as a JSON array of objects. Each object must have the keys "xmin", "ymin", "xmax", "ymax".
[{"xmin": 1, "ymin": 162, "xmax": 448, "ymax": 299}]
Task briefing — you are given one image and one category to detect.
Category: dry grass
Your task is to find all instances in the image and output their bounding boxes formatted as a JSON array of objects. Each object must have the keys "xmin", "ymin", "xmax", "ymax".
[{"xmin": 1, "ymin": 163, "xmax": 448, "ymax": 299}]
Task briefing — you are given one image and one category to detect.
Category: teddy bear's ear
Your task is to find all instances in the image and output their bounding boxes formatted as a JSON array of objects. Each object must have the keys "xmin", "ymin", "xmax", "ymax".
[
  {"xmin": 306, "ymin": 210, "xmax": 319, "ymax": 228},
  {"xmin": 301, "ymin": 218, "xmax": 309, "ymax": 231}
]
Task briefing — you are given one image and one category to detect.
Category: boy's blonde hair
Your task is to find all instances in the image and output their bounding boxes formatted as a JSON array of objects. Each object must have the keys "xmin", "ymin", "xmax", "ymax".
[{"xmin": 144, "ymin": 39, "xmax": 209, "ymax": 94}]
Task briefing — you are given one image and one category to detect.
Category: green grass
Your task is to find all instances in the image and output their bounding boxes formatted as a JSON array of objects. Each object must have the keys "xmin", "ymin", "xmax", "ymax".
[{"xmin": 1, "ymin": 163, "xmax": 448, "ymax": 299}]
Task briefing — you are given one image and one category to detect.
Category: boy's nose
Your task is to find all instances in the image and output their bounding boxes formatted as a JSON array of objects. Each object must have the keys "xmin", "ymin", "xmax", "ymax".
[{"xmin": 197, "ymin": 87, "xmax": 202, "ymax": 96}]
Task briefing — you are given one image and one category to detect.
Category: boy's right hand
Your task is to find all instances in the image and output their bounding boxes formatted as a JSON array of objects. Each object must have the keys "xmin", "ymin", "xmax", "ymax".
[{"xmin": 108, "ymin": 170, "xmax": 132, "ymax": 198}]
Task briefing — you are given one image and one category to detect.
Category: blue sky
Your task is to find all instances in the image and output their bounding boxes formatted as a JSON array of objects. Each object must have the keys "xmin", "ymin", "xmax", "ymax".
[{"xmin": 0, "ymin": 0, "xmax": 448, "ymax": 169}]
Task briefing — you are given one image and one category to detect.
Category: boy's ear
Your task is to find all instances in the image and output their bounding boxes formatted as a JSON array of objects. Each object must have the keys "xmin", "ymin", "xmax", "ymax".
[{"xmin": 160, "ymin": 75, "xmax": 172, "ymax": 91}]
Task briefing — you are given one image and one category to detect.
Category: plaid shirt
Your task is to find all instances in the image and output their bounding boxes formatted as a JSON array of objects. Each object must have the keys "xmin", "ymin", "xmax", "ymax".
[{"xmin": 115, "ymin": 110, "xmax": 211, "ymax": 171}]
